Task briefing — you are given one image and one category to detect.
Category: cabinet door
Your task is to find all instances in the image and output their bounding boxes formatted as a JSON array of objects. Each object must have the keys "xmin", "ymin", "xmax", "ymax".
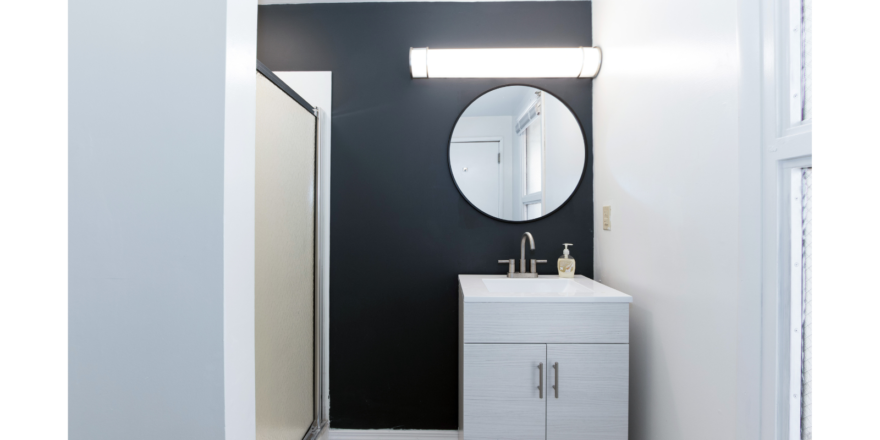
[
  {"xmin": 463, "ymin": 344, "xmax": 547, "ymax": 440},
  {"xmin": 546, "ymin": 344, "xmax": 628, "ymax": 440}
]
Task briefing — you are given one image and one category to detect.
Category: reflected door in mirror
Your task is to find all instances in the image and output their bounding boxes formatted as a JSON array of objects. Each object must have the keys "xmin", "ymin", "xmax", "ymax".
[{"xmin": 450, "ymin": 141, "xmax": 502, "ymax": 218}]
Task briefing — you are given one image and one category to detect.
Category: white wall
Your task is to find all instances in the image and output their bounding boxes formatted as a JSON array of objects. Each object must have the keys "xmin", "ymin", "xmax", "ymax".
[
  {"xmin": 592, "ymin": 1, "xmax": 744, "ymax": 439},
  {"xmin": 69, "ymin": 0, "xmax": 256, "ymax": 438},
  {"xmin": 451, "ymin": 116, "xmax": 517, "ymax": 219}
]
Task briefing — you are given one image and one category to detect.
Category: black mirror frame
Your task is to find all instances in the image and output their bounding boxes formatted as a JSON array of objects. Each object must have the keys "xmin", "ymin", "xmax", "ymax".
[{"xmin": 447, "ymin": 84, "xmax": 589, "ymax": 223}]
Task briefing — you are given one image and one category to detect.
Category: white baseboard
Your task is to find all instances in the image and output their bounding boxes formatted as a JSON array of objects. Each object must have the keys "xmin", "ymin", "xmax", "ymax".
[{"xmin": 328, "ymin": 429, "xmax": 459, "ymax": 440}]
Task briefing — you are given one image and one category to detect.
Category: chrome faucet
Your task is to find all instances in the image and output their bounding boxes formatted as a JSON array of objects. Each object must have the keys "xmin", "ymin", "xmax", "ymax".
[
  {"xmin": 520, "ymin": 232, "xmax": 535, "ymax": 273},
  {"xmin": 499, "ymin": 232, "xmax": 547, "ymax": 278}
]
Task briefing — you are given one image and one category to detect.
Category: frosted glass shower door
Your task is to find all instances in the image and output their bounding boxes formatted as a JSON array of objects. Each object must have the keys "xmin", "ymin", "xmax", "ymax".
[{"xmin": 255, "ymin": 71, "xmax": 317, "ymax": 440}]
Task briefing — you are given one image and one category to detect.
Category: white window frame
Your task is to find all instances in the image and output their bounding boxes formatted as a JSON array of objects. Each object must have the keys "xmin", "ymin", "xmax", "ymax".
[
  {"xmin": 521, "ymin": 92, "xmax": 546, "ymax": 219},
  {"xmin": 788, "ymin": 167, "xmax": 809, "ymax": 440},
  {"xmin": 770, "ymin": 158, "xmax": 811, "ymax": 440},
  {"xmin": 522, "ymin": 200, "xmax": 542, "ymax": 221},
  {"xmin": 757, "ymin": 0, "xmax": 813, "ymax": 439}
]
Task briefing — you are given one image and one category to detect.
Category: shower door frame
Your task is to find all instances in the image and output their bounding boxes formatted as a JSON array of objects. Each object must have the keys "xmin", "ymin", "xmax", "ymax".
[{"xmin": 256, "ymin": 60, "xmax": 328, "ymax": 440}]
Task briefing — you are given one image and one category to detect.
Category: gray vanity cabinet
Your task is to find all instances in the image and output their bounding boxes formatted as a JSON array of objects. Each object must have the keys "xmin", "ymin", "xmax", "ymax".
[
  {"xmin": 461, "ymin": 343, "xmax": 628, "ymax": 440},
  {"xmin": 546, "ymin": 344, "xmax": 629, "ymax": 440},
  {"xmin": 462, "ymin": 344, "xmax": 547, "ymax": 440},
  {"xmin": 459, "ymin": 277, "xmax": 631, "ymax": 440}
]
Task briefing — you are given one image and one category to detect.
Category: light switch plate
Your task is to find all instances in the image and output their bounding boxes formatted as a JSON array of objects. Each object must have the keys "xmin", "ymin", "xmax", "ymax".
[{"xmin": 602, "ymin": 206, "xmax": 611, "ymax": 230}]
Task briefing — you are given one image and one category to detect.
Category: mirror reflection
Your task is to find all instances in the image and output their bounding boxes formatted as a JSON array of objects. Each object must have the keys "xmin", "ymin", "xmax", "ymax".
[{"xmin": 449, "ymin": 86, "xmax": 585, "ymax": 221}]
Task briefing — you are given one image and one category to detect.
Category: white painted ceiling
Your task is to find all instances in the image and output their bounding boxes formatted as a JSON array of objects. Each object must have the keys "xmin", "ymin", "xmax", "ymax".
[{"xmin": 260, "ymin": 0, "xmax": 586, "ymax": 5}]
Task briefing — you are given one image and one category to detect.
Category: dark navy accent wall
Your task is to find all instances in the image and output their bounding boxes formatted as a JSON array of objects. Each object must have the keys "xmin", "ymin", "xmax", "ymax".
[{"xmin": 258, "ymin": 2, "xmax": 593, "ymax": 430}]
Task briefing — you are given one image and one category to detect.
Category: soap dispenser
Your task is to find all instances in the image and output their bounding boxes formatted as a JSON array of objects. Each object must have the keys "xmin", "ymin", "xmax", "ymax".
[{"xmin": 557, "ymin": 243, "xmax": 575, "ymax": 278}]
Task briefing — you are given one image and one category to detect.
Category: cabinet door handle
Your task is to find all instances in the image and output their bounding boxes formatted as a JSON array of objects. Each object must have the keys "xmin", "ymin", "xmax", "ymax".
[
  {"xmin": 552, "ymin": 362, "xmax": 559, "ymax": 398},
  {"xmin": 537, "ymin": 363, "xmax": 544, "ymax": 399}
]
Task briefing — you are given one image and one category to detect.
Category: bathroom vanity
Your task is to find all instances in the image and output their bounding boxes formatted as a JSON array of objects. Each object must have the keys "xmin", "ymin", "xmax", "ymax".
[{"xmin": 458, "ymin": 275, "xmax": 632, "ymax": 440}]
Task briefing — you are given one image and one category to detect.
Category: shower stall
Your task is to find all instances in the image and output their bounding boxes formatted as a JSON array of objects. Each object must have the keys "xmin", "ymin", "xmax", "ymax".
[{"xmin": 254, "ymin": 61, "xmax": 326, "ymax": 440}]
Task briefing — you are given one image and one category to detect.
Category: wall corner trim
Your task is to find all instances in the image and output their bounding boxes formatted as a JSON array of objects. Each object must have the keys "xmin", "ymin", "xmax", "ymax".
[{"xmin": 328, "ymin": 429, "xmax": 459, "ymax": 440}]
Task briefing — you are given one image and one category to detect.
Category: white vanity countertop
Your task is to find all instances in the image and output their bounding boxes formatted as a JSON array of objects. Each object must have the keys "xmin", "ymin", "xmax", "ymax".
[{"xmin": 459, "ymin": 274, "xmax": 633, "ymax": 303}]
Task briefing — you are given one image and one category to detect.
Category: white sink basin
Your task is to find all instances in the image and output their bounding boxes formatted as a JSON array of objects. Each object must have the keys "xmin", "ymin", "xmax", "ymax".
[
  {"xmin": 482, "ymin": 278, "xmax": 589, "ymax": 294},
  {"xmin": 458, "ymin": 275, "xmax": 633, "ymax": 303}
]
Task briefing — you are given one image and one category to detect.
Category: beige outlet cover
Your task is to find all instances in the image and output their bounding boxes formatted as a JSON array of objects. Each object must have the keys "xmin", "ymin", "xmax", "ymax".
[{"xmin": 602, "ymin": 206, "xmax": 611, "ymax": 230}]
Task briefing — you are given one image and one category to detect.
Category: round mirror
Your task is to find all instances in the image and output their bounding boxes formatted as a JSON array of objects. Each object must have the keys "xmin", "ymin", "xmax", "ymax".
[{"xmin": 449, "ymin": 86, "xmax": 586, "ymax": 222}]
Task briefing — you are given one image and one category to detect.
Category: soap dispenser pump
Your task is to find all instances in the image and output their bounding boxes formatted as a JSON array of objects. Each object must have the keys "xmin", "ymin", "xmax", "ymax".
[{"xmin": 557, "ymin": 243, "xmax": 575, "ymax": 278}]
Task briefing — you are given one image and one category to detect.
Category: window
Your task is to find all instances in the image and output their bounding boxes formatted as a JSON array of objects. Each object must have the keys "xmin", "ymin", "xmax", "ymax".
[
  {"xmin": 757, "ymin": 0, "xmax": 812, "ymax": 436},
  {"xmin": 521, "ymin": 92, "xmax": 544, "ymax": 219},
  {"xmin": 801, "ymin": 169, "xmax": 812, "ymax": 440},
  {"xmin": 803, "ymin": 0, "xmax": 812, "ymax": 121},
  {"xmin": 525, "ymin": 202, "xmax": 542, "ymax": 221},
  {"xmin": 525, "ymin": 121, "xmax": 543, "ymax": 194},
  {"xmin": 790, "ymin": 0, "xmax": 812, "ymax": 124},
  {"xmin": 790, "ymin": 168, "xmax": 812, "ymax": 440}
]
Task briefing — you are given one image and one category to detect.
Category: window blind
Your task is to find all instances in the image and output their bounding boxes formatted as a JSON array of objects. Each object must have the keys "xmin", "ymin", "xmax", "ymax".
[
  {"xmin": 803, "ymin": 0, "xmax": 812, "ymax": 120},
  {"xmin": 800, "ymin": 168, "xmax": 812, "ymax": 440}
]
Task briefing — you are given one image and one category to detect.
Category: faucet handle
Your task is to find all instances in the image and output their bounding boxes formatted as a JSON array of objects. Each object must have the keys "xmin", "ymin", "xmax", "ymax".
[
  {"xmin": 530, "ymin": 259, "xmax": 548, "ymax": 274},
  {"xmin": 499, "ymin": 259, "xmax": 515, "ymax": 275}
]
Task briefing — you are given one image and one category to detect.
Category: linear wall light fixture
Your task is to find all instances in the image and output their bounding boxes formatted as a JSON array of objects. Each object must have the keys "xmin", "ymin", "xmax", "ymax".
[{"xmin": 409, "ymin": 47, "xmax": 602, "ymax": 79}]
